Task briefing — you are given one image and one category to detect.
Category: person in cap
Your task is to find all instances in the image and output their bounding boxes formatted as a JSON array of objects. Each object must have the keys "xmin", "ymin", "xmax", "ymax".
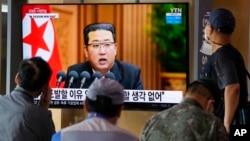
[
  {"xmin": 52, "ymin": 78, "xmax": 139, "ymax": 141},
  {"xmin": 201, "ymin": 8, "xmax": 249, "ymax": 133},
  {"xmin": 140, "ymin": 78, "xmax": 229, "ymax": 141},
  {"xmin": 0, "ymin": 56, "xmax": 55, "ymax": 141}
]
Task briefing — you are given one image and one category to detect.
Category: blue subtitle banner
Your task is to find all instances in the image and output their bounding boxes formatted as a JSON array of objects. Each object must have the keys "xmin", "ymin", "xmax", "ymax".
[{"xmin": 166, "ymin": 13, "xmax": 182, "ymax": 24}]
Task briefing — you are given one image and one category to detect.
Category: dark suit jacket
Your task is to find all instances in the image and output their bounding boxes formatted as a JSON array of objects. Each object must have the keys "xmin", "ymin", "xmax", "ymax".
[{"xmin": 64, "ymin": 60, "xmax": 143, "ymax": 89}]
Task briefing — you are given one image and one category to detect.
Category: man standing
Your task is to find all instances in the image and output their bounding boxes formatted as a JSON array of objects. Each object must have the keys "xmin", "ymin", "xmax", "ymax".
[
  {"xmin": 0, "ymin": 57, "xmax": 55, "ymax": 141},
  {"xmin": 202, "ymin": 8, "xmax": 249, "ymax": 133},
  {"xmin": 64, "ymin": 23, "xmax": 143, "ymax": 89}
]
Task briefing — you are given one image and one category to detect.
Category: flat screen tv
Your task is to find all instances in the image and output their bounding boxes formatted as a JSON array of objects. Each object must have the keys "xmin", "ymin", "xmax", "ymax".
[{"xmin": 20, "ymin": 2, "xmax": 189, "ymax": 110}]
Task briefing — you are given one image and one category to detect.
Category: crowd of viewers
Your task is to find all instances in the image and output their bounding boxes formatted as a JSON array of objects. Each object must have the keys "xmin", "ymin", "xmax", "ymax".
[
  {"xmin": 0, "ymin": 7, "xmax": 249, "ymax": 141},
  {"xmin": 0, "ymin": 56, "xmax": 231, "ymax": 141}
]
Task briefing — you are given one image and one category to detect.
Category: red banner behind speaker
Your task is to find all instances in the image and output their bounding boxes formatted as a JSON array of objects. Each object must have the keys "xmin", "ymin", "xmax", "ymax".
[{"xmin": 22, "ymin": 5, "xmax": 62, "ymax": 88}]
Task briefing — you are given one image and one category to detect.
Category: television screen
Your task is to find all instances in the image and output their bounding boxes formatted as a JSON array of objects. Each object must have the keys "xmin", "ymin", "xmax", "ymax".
[{"xmin": 21, "ymin": 3, "xmax": 189, "ymax": 110}]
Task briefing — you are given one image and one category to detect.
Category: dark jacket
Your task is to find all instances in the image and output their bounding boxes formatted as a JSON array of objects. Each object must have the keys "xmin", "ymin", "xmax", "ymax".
[
  {"xmin": 64, "ymin": 60, "xmax": 143, "ymax": 89},
  {"xmin": 0, "ymin": 86, "xmax": 55, "ymax": 141}
]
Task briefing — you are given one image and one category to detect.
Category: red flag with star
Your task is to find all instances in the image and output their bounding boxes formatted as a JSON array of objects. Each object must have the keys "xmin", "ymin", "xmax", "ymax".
[{"xmin": 22, "ymin": 5, "xmax": 63, "ymax": 88}]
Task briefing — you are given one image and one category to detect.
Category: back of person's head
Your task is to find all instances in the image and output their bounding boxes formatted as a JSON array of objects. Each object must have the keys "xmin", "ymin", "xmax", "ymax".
[
  {"xmin": 86, "ymin": 78, "xmax": 124, "ymax": 117},
  {"xmin": 209, "ymin": 8, "xmax": 235, "ymax": 35},
  {"xmin": 186, "ymin": 78, "xmax": 222, "ymax": 109},
  {"xmin": 17, "ymin": 56, "xmax": 52, "ymax": 91},
  {"xmin": 83, "ymin": 23, "xmax": 116, "ymax": 45}
]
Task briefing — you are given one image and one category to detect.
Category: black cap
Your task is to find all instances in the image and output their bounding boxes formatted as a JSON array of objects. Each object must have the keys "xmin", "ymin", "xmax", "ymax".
[{"xmin": 209, "ymin": 8, "xmax": 235, "ymax": 34}]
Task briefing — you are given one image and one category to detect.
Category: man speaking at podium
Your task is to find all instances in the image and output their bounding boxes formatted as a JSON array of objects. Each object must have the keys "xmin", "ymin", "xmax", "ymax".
[{"xmin": 64, "ymin": 23, "xmax": 143, "ymax": 89}]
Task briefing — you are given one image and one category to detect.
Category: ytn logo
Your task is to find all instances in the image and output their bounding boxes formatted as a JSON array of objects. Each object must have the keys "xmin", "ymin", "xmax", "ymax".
[{"xmin": 170, "ymin": 8, "xmax": 182, "ymax": 13}]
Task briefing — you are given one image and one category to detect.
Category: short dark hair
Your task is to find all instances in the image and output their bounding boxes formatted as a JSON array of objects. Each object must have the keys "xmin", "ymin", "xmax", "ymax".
[
  {"xmin": 186, "ymin": 78, "xmax": 222, "ymax": 109},
  {"xmin": 83, "ymin": 23, "xmax": 116, "ymax": 45},
  {"xmin": 17, "ymin": 56, "xmax": 52, "ymax": 91},
  {"xmin": 86, "ymin": 96, "xmax": 122, "ymax": 118}
]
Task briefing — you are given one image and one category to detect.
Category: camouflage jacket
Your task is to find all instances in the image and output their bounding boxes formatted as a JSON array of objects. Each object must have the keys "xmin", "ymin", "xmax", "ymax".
[{"xmin": 140, "ymin": 98, "xmax": 229, "ymax": 141}]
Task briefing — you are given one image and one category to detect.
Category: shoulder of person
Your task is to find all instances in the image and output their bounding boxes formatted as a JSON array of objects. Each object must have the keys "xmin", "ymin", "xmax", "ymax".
[
  {"xmin": 114, "ymin": 127, "xmax": 139, "ymax": 141},
  {"xmin": 67, "ymin": 61, "xmax": 92, "ymax": 74},
  {"xmin": 217, "ymin": 44, "xmax": 239, "ymax": 54},
  {"xmin": 29, "ymin": 105, "xmax": 53, "ymax": 118},
  {"xmin": 68, "ymin": 61, "xmax": 90, "ymax": 69},
  {"xmin": 216, "ymin": 45, "xmax": 243, "ymax": 61},
  {"xmin": 115, "ymin": 60, "xmax": 140, "ymax": 70}
]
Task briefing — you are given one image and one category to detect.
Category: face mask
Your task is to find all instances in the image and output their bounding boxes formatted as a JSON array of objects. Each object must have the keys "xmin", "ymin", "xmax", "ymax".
[
  {"xmin": 200, "ymin": 29, "xmax": 213, "ymax": 55},
  {"xmin": 204, "ymin": 27, "xmax": 211, "ymax": 44},
  {"xmin": 200, "ymin": 41, "xmax": 213, "ymax": 55}
]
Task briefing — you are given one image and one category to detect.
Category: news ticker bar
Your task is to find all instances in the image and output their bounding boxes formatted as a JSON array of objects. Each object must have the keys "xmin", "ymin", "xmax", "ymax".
[{"xmin": 34, "ymin": 88, "xmax": 183, "ymax": 103}]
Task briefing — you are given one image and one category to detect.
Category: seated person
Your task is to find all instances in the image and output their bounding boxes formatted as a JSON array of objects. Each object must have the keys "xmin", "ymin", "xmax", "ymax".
[{"xmin": 140, "ymin": 78, "xmax": 229, "ymax": 141}]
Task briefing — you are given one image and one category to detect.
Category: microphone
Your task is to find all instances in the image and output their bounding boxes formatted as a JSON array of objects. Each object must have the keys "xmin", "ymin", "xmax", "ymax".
[
  {"xmin": 56, "ymin": 71, "xmax": 66, "ymax": 88},
  {"xmin": 79, "ymin": 71, "xmax": 91, "ymax": 88},
  {"xmin": 67, "ymin": 71, "xmax": 79, "ymax": 88},
  {"xmin": 105, "ymin": 72, "xmax": 115, "ymax": 80},
  {"xmin": 92, "ymin": 71, "xmax": 102, "ymax": 81}
]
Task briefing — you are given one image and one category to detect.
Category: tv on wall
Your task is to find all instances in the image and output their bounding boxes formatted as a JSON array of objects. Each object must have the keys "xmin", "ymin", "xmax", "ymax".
[{"xmin": 21, "ymin": 3, "xmax": 189, "ymax": 110}]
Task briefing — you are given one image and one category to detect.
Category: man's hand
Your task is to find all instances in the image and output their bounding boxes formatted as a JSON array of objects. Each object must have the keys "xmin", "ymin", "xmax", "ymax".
[
  {"xmin": 224, "ymin": 123, "xmax": 230, "ymax": 134},
  {"xmin": 39, "ymin": 85, "xmax": 52, "ymax": 110}
]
